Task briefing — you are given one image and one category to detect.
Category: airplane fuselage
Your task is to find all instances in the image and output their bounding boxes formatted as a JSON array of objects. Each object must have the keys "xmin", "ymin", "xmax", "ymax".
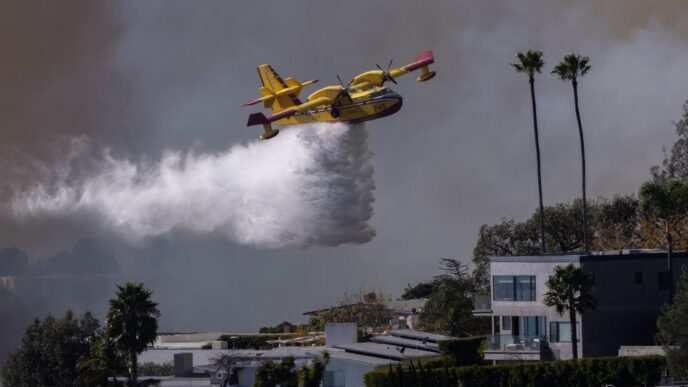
[{"xmin": 274, "ymin": 86, "xmax": 403, "ymax": 127}]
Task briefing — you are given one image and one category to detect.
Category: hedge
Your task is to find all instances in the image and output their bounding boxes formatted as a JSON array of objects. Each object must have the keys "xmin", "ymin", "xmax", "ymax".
[
  {"xmin": 218, "ymin": 333, "xmax": 300, "ymax": 349},
  {"xmin": 438, "ymin": 336, "xmax": 487, "ymax": 366},
  {"xmin": 364, "ymin": 355, "xmax": 666, "ymax": 387}
]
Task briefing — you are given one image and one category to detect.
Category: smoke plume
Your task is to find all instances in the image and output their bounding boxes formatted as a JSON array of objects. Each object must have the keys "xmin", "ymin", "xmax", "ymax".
[{"xmin": 6, "ymin": 123, "xmax": 376, "ymax": 248}]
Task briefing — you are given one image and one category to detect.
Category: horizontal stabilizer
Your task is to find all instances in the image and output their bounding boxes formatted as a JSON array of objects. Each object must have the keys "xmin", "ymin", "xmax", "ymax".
[
  {"xmin": 285, "ymin": 77, "xmax": 301, "ymax": 88},
  {"xmin": 247, "ymin": 112, "xmax": 269, "ymax": 127},
  {"xmin": 404, "ymin": 50, "xmax": 435, "ymax": 72}
]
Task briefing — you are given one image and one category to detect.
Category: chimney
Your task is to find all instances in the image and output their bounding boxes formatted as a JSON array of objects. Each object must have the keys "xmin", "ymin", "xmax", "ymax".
[{"xmin": 325, "ymin": 323, "xmax": 357, "ymax": 348}]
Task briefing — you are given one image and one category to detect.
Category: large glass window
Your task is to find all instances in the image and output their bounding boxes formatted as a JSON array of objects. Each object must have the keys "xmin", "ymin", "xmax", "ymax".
[
  {"xmin": 516, "ymin": 276, "xmax": 536, "ymax": 301},
  {"xmin": 494, "ymin": 276, "xmax": 515, "ymax": 300},
  {"xmin": 519, "ymin": 316, "xmax": 546, "ymax": 337},
  {"xmin": 502, "ymin": 316, "xmax": 511, "ymax": 331},
  {"xmin": 493, "ymin": 276, "xmax": 536, "ymax": 301},
  {"xmin": 549, "ymin": 321, "xmax": 580, "ymax": 342}
]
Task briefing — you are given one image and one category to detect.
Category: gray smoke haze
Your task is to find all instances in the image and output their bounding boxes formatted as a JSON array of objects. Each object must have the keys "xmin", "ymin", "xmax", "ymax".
[
  {"xmin": 1, "ymin": 0, "xmax": 688, "ymax": 348},
  {"xmin": 6, "ymin": 123, "xmax": 375, "ymax": 248}
]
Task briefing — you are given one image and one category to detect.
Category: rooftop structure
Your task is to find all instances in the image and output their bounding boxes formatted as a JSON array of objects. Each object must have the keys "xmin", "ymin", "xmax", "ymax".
[{"xmin": 141, "ymin": 324, "xmax": 448, "ymax": 387}]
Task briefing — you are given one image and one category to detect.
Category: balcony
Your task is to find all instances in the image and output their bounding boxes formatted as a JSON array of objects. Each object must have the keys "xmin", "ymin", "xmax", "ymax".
[
  {"xmin": 483, "ymin": 335, "xmax": 547, "ymax": 361},
  {"xmin": 472, "ymin": 294, "xmax": 491, "ymax": 315}
]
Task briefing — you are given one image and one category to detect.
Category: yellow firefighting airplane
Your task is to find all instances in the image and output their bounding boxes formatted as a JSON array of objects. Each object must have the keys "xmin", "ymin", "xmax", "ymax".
[{"xmin": 243, "ymin": 50, "xmax": 436, "ymax": 140}]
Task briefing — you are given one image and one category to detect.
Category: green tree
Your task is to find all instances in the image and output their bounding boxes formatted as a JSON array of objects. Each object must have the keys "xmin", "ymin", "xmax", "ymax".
[
  {"xmin": 1, "ymin": 311, "xmax": 99, "ymax": 387},
  {"xmin": 472, "ymin": 218, "xmax": 539, "ymax": 290},
  {"xmin": 259, "ymin": 321, "xmax": 297, "ymax": 334},
  {"xmin": 306, "ymin": 290, "xmax": 391, "ymax": 333},
  {"xmin": 252, "ymin": 356, "xmax": 298, "ymax": 387},
  {"xmin": 657, "ymin": 267, "xmax": 688, "ymax": 378},
  {"xmin": 106, "ymin": 282, "xmax": 160, "ymax": 387},
  {"xmin": 420, "ymin": 259, "xmax": 488, "ymax": 336},
  {"xmin": 401, "ymin": 281, "xmax": 437, "ymax": 300},
  {"xmin": 640, "ymin": 179, "xmax": 688, "ymax": 302},
  {"xmin": 544, "ymin": 263, "xmax": 596, "ymax": 360},
  {"xmin": 298, "ymin": 352, "xmax": 329, "ymax": 387},
  {"xmin": 472, "ymin": 196, "xmax": 641, "ymax": 289},
  {"xmin": 512, "ymin": 50, "xmax": 547, "ymax": 254},
  {"xmin": 552, "ymin": 53, "xmax": 592, "ymax": 253},
  {"xmin": 76, "ymin": 333, "xmax": 127, "ymax": 386},
  {"xmin": 652, "ymin": 100, "xmax": 688, "ymax": 181},
  {"xmin": 254, "ymin": 360, "xmax": 280, "ymax": 387}
]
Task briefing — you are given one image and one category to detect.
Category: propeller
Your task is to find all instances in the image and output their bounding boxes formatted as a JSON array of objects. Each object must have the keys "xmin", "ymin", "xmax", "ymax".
[
  {"xmin": 376, "ymin": 59, "xmax": 398, "ymax": 85},
  {"xmin": 331, "ymin": 74, "xmax": 354, "ymax": 118},
  {"xmin": 336, "ymin": 74, "xmax": 354, "ymax": 100}
]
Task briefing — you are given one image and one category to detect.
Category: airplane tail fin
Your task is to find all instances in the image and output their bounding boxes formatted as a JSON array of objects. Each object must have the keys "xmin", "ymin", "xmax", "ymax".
[
  {"xmin": 257, "ymin": 64, "xmax": 302, "ymax": 113},
  {"xmin": 411, "ymin": 50, "xmax": 436, "ymax": 82},
  {"xmin": 247, "ymin": 112, "xmax": 279, "ymax": 140}
]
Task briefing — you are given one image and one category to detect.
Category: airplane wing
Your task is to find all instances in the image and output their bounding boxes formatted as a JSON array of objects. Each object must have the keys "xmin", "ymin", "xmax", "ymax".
[
  {"xmin": 246, "ymin": 96, "xmax": 333, "ymax": 126},
  {"xmin": 351, "ymin": 50, "xmax": 436, "ymax": 89}
]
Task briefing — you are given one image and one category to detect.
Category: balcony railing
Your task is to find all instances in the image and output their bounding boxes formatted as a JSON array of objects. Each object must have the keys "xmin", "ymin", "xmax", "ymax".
[
  {"xmin": 486, "ymin": 335, "xmax": 546, "ymax": 353},
  {"xmin": 473, "ymin": 294, "xmax": 491, "ymax": 312}
]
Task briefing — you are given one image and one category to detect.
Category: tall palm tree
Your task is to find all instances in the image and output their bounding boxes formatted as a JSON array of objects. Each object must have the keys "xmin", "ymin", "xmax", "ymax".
[
  {"xmin": 512, "ymin": 50, "xmax": 546, "ymax": 253},
  {"xmin": 106, "ymin": 282, "xmax": 160, "ymax": 387},
  {"xmin": 640, "ymin": 179, "xmax": 688, "ymax": 303},
  {"xmin": 544, "ymin": 263, "xmax": 596, "ymax": 360},
  {"xmin": 552, "ymin": 53, "xmax": 592, "ymax": 253}
]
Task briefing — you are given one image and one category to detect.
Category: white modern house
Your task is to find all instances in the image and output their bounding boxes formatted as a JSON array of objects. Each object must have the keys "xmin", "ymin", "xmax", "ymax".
[{"xmin": 474, "ymin": 250, "xmax": 688, "ymax": 362}]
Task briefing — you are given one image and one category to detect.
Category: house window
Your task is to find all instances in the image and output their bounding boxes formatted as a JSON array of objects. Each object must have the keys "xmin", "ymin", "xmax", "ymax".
[
  {"xmin": 502, "ymin": 316, "xmax": 511, "ymax": 331},
  {"xmin": 549, "ymin": 321, "xmax": 580, "ymax": 342},
  {"xmin": 635, "ymin": 272, "xmax": 643, "ymax": 284},
  {"xmin": 519, "ymin": 316, "xmax": 546, "ymax": 337},
  {"xmin": 493, "ymin": 276, "xmax": 536, "ymax": 301},
  {"xmin": 324, "ymin": 370, "xmax": 345, "ymax": 387},
  {"xmin": 658, "ymin": 272, "xmax": 670, "ymax": 290}
]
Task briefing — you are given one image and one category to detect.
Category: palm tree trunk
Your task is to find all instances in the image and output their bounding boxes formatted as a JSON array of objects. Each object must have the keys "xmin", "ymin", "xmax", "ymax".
[
  {"xmin": 569, "ymin": 299, "xmax": 578, "ymax": 360},
  {"xmin": 130, "ymin": 350, "xmax": 138, "ymax": 387},
  {"xmin": 572, "ymin": 79, "xmax": 589, "ymax": 253},
  {"xmin": 666, "ymin": 221, "xmax": 674, "ymax": 303},
  {"xmin": 530, "ymin": 76, "xmax": 546, "ymax": 254}
]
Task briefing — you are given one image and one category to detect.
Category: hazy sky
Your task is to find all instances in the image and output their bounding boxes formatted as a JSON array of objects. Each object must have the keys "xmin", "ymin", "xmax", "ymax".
[{"xmin": 1, "ymin": 0, "xmax": 688, "ymax": 332}]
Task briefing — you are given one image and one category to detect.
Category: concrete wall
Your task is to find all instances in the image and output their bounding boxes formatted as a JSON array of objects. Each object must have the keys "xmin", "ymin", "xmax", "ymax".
[
  {"xmin": 581, "ymin": 254, "xmax": 688, "ymax": 357},
  {"xmin": 325, "ymin": 358, "xmax": 377, "ymax": 387},
  {"xmin": 325, "ymin": 323, "xmax": 357, "ymax": 348},
  {"xmin": 490, "ymin": 256, "xmax": 582, "ymax": 360}
]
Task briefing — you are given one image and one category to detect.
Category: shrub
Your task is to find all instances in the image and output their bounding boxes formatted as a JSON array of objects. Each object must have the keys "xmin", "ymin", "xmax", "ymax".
[
  {"xmin": 139, "ymin": 362, "xmax": 174, "ymax": 376},
  {"xmin": 218, "ymin": 333, "xmax": 300, "ymax": 350},
  {"xmin": 364, "ymin": 356, "xmax": 666, "ymax": 387},
  {"xmin": 438, "ymin": 336, "xmax": 487, "ymax": 366}
]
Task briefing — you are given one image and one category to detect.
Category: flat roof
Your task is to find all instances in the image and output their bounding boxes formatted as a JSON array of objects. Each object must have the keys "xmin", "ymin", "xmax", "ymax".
[
  {"xmin": 491, "ymin": 251, "xmax": 688, "ymax": 263},
  {"xmin": 388, "ymin": 329, "xmax": 453, "ymax": 343},
  {"xmin": 140, "ymin": 345, "xmax": 403, "ymax": 368},
  {"xmin": 334, "ymin": 342, "xmax": 437, "ymax": 361},
  {"xmin": 370, "ymin": 336, "xmax": 439, "ymax": 353}
]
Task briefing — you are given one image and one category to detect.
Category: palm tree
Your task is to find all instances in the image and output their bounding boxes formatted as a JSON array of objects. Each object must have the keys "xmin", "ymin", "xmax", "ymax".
[
  {"xmin": 552, "ymin": 53, "xmax": 592, "ymax": 253},
  {"xmin": 640, "ymin": 179, "xmax": 688, "ymax": 303},
  {"xmin": 544, "ymin": 263, "xmax": 596, "ymax": 360},
  {"xmin": 106, "ymin": 282, "xmax": 160, "ymax": 387},
  {"xmin": 512, "ymin": 50, "xmax": 546, "ymax": 253}
]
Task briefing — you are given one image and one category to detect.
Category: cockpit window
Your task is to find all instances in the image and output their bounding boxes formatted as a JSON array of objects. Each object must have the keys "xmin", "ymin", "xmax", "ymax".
[{"xmin": 370, "ymin": 89, "xmax": 388, "ymax": 98}]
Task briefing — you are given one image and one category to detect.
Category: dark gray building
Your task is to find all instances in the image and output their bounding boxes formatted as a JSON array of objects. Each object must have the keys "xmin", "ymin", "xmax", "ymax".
[{"xmin": 474, "ymin": 250, "xmax": 687, "ymax": 361}]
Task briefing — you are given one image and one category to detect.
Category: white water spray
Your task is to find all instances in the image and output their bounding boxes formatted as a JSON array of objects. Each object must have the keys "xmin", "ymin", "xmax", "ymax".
[{"xmin": 7, "ymin": 123, "xmax": 376, "ymax": 248}]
